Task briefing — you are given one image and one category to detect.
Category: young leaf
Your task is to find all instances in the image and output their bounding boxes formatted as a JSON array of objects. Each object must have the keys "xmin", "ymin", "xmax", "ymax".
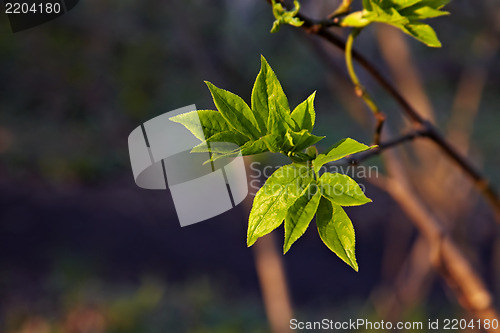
[
  {"xmin": 251, "ymin": 56, "xmax": 294, "ymax": 135},
  {"xmin": 319, "ymin": 172, "xmax": 372, "ymax": 206},
  {"xmin": 192, "ymin": 145, "xmax": 239, "ymax": 157},
  {"xmin": 240, "ymin": 137, "xmax": 270, "ymax": 155},
  {"xmin": 247, "ymin": 164, "xmax": 315, "ymax": 246},
  {"xmin": 291, "ymin": 91, "xmax": 316, "ymax": 132},
  {"xmin": 312, "ymin": 138, "xmax": 372, "ymax": 174},
  {"xmin": 342, "ymin": 0, "xmax": 449, "ymax": 47},
  {"xmin": 270, "ymin": 0, "xmax": 304, "ymax": 33},
  {"xmin": 191, "ymin": 131, "xmax": 249, "ymax": 153},
  {"xmin": 398, "ymin": 0, "xmax": 449, "ymax": 13},
  {"xmin": 208, "ymin": 131, "xmax": 249, "ymax": 146},
  {"xmin": 197, "ymin": 139, "xmax": 270, "ymax": 163},
  {"xmin": 268, "ymin": 101, "xmax": 293, "ymax": 137},
  {"xmin": 341, "ymin": 11, "xmax": 372, "ymax": 28},
  {"xmin": 283, "ymin": 183, "xmax": 321, "ymax": 253},
  {"xmin": 261, "ymin": 133, "xmax": 284, "ymax": 153},
  {"xmin": 205, "ymin": 81, "xmax": 261, "ymax": 140},
  {"xmin": 316, "ymin": 197, "xmax": 358, "ymax": 271},
  {"xmin": 400, "ymin": 22, "xmax": 441, "ymax": 47},
  {"xmin": 170, "ymin": 110, "xmax": 231, "ymax": 142},
  {"xmin": 283, "ymin": 129, "xmax": 324, "ymax": 153}
]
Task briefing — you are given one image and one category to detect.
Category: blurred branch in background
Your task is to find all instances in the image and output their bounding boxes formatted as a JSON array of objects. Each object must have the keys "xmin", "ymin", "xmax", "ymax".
[
  {"xmin": 252, "ymin": 234, "xmax": 293, "ymax": 333},
  {"xmin": 374, "ymin": 160, "xmax": 499, "ymax": 331}
]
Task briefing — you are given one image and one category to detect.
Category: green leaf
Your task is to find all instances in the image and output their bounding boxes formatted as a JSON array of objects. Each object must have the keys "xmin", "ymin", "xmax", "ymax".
[
  {"xmin": 247, "ymin": 164, "xmax": 315, "ymax": 246},
  {"xmin": 316, "ymin": 197, "xmax": 358, "ymax": 271},
  {"xmin": 400, "ymin": 4, "xmax": 449, "ymax": 20},
  {"xmin": 388, "ymin": 0, "xmax": 422, "ymax": 10},
  {"xmin": 268, "ymin": 101, "xmax": 294, "ymax": 137},
  {"xmin": 365, "ymin": 1, "xmax": 410, "ymax": 26},
  {"xmin": 319, "ymin": 172, "xmax": 372, "ymax": 206},
  {"xmin": 291, "ymin": 91, "xmax": 316, "ymax": 132},
  {"xmin": 283, "ymin": 183, "xmax": 321, "ymax": 253},
  {"xmin": 342, "ymin": 0, "xmax": 449, "ymax": 48},
  {"xmin": 418, "ymin": 0, "xmax": 449, "ymax": 9},
  {"xmin": 312, "ymin": 138, "xmax": 372, "ymax": 174},
  {"xmin": 341, "ymin": 11, "xmax": 372, "ymax": 28},
  {"xmin": 251, "ymin": 56, "xmax": 285, "ymax": 134},
  {"xmin": 251, "ymin": 56, "xmax": 294, "ymax": 136},
  {"xmin": 282, "ymin": 130, "xmax": 324, "ymax": 153},
  {"xmin": 191, "ymin": 131, "xmax": 249, "ymax": 153},
  {"xmin": 401, "ymin": 22, "xmax": 441, "ymax": 47},
  {"xmin": 240, "ymin": 137, "xmax": 270, "ymax": 155},
  {"xmin": 195, "ymin": 137, "xmax": 270, "ymax": 159},
  {"xmin": 261, "ymin": 133, "xmax": 284, "ymax": 153},
  {"xmin": 169, "ymin": 110, "xmax": 231, "ymax": 142},
  {"xmin": 270, "ymin": 0, "xmax": 304, "ymax": 33},
  {"xmin": 205, "ymin": 81, "xmax": 261, "ymax": 140},
  {"xmin": 206, "ymin": 131, "xmax": 249, "ymax": 146}
]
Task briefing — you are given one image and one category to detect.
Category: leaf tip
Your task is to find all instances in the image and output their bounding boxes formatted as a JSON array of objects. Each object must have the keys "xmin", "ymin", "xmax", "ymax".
[
  {"xmin": 260, "ymin": 55, "xmax": 271, "ymax": 70},
  {"xmin": 247, "ymin": 232, "xmax": 257, "ymax": 247}
]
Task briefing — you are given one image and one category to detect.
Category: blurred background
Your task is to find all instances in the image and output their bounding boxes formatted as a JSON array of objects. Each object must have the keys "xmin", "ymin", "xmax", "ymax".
[{"xmin": 0, "ymin": 0, "xmax": 499, "ymax": 332}]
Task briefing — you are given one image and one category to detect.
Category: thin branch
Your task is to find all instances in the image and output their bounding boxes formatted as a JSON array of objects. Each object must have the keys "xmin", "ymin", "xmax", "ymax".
[
  {"xmin": 345, "ymin": 29, "xmax": 385, "ymax": 145},
  {"xmin": 347, "ymin": 127, "xmax": 429, "ymax": 165}
]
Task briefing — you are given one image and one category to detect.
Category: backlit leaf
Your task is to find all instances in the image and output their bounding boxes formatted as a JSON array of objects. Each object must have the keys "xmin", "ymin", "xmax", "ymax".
[
  {"xmin": 316, "ymin": 197, "xmax": 358, "ymax": 271},
  {"xmin": 206, "ymin": 81, "xmax": 261, "ymax": 139},
  {"xmin": 312, "ymin": 138, "xmax": 372, "ymax": 174},
  {"xmin": 283, "ymin": 183, "xmax": 321, "ymax": 253},
  {"xmin": 319, "ymin": 172, "xmax": 372, "ymax": 206},
  {"xmin": 247, "ymin": 164, "xmax": 315, "ymax": 246}
]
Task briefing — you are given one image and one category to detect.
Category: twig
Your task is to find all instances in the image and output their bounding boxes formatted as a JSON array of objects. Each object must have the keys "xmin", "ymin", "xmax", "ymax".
[
  {"xmin": 347, "ymin": 127, "xmax": 428, "ymax": 165},
  {"xmin": 345, "ymin": 30, "xmax": 386, "ymax": 145}
]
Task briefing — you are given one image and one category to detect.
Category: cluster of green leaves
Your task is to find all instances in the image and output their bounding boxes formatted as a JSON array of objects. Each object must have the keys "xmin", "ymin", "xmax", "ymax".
[
  {"xmin": 248, "ymin": 141, "xmax": 372, "ymax": 272},
  {"xmin": 171, "ymin": 56, "xmax": 374, "ymax": 271},
  {"xmin": 341, "ymin": 0, "xmax": 450, "ymax": 47},
  {"xmin": 171, "ymin": 56, "xmax": 324, "ymax": 163},
  {"xmin": 270, "ymin": 0, "xmax": 304, "ymax": 33}
]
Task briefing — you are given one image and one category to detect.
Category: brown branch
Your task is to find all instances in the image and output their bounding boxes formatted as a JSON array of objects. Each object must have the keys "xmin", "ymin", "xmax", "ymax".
[
  {"xmin": 373, "ymin": 112, "xmax": 386, "ymax": 146},
  {"xmin": 377, "ymin": 176, "xmax": 500, "ymax": 332}
]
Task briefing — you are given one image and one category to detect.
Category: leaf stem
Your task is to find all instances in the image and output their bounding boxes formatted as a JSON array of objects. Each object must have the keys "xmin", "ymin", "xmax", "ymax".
[{"xmin": 345, "ymin": 30, "xmax": 386, "ymax": 145}]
